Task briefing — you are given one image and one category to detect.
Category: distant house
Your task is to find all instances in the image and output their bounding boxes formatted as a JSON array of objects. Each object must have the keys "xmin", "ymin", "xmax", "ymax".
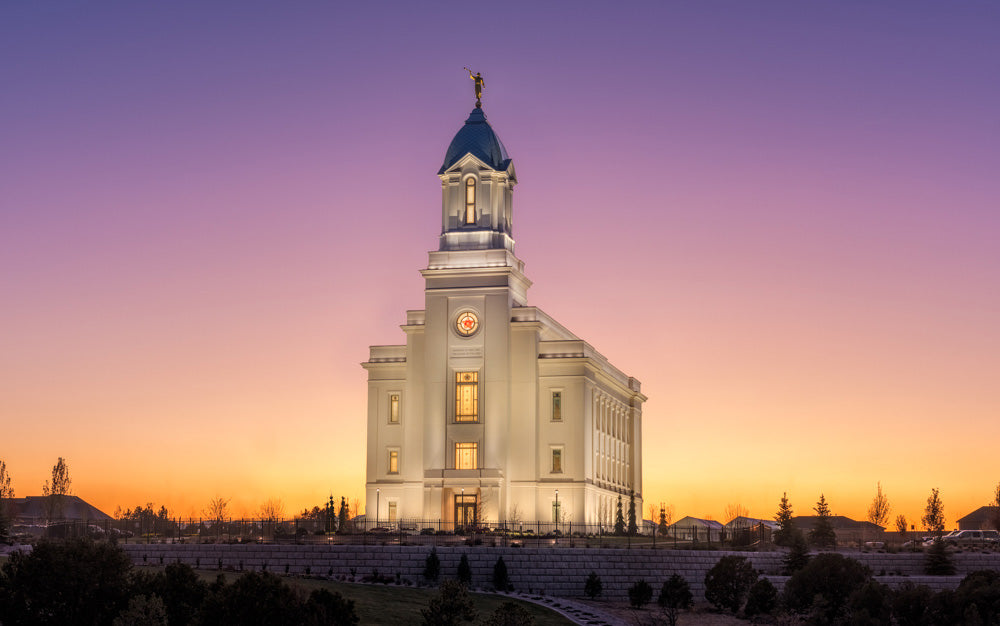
[
  {"xmin": 724, "ymin": 516, "xmax": 779, "ymax": 545},
  {"xmin": 957, "ymin": 506, "xmax": 1000, "ymax": 531},
  {"xmin": 667, "ymin": 516, "xmax": 724, "ymax": 542},
  {"xmin": 792, "ymin": 515, "xmax": 883, "ymax": 546},
  {"xmin": 10, "ymin": 496, "xmax": 113, "ymax": 523}
]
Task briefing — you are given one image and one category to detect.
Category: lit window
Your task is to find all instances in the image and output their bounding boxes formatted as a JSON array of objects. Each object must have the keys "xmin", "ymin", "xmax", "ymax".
[
  {"xmin": 465, "ymin": 178, "xmax": 476, "ymax": 224},
  {"xmin": 551, "ymin": 448, "xmax": 563, "ymax": 473},
  {"xmin": 455, "ymin": 372, "xmax": 478, "ymax": 422},
  {"xmin": 388, "ymin": 502, "xmax": 397, "ymax": 523},
  {"xmin": 388, "ymin": 450, "xmax": 399, "ymax": 474},
  {"xmin": 389, "ymin": 393, "xmax": 400, "ymax": 423},
  {"xmin": 552, "ymin": 391, "xmax": 562, "ymax": 421},
  {"xmin": 455, "ymin": 442, "xmax": 478, "ymax": 469}
]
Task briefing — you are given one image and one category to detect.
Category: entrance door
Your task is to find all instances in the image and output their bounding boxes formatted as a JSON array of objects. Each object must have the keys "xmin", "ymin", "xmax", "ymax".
[{"xmin": 454, "ymin": 494, "xmax": 477, "ymax": 529}]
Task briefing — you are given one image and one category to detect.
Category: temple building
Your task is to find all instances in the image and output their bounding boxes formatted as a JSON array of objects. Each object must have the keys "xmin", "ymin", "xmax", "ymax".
[{"xmin": 363, "ymin": 95, "xmax": 645, "ymax": 526}]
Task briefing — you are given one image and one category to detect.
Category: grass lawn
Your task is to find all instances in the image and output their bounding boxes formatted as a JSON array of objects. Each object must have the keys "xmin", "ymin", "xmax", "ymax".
[{"xmin": 136, "ymin": 566, "xmax": 573, "ymax": 625}]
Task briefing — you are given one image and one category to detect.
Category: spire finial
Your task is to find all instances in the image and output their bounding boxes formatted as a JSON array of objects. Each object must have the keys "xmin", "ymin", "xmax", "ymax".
[{"xmin": 465, "ymin": 67, "xmax": 484, "ymax": 107}]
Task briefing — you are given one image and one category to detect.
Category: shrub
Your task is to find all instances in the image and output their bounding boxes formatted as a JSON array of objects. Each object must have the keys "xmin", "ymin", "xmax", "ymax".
[
  {"xmin": 195, "ymin": 571, "xmax": 306, "ymax": 625},
  {"xmin": 424, "ymin": 547, "xmax": 441, "ymax": 583},
  {"xmin": 112, "ymin": 595, "xmax": 168, "ymax": 626},
  {"xmin": 457, "ymin": 553, "xmax": 472, "ymax": 585},
  {"xmin": 846, "ymin": 580, "xmax": 892, "ymax": 625},
  {"xmin": 704, "ymin": 555, "xmax": 758, "ymax": 613},
  {"xmin": 891, "ymin": 582, "xmax": 935, "ymax": 626},
  {"xmin": 783, "ymin": 553, "xmax": 872, "ymax": 623},
  {"xmin": 954, "ymin": 570, "xmax": 1000, "ymax": 625},
  {"xmin": 134, "ymin": 561, "xmax": 208, "ymax": 626},
  {"xmin": 479, "ymin": 601, "xmax": 532, "ymax": 626},
  {"xmin": 924, "ymin": 537, "xmax": 956, "ymax": 575},
  {"xmin": 421, "ymin": 579, "xmax": 477, "ymax": 626},
  {"xmin": 584, "ymin": 572, "xmax": 602, "ymax": 599},
  {"xmin": 628, "ymin": 579, "xmax": 653, "ymax": 609},
  {"xmin": 744, "ymin": 578, "xmax": 777, "ymax": 617},
  {"xmin": 305, "ymin": 588, "xmax": 359, "ymax": 626},
  {"xmin": 658, "ymin": 574, "xmax": 692, "ymax": 626},
  {"xmin": 0, "ymin": 538, "xmax": 133, "ymax": 625},
  {"xmin": 492, "ymin": 556, "xmax": 512, "ymax": 591}
]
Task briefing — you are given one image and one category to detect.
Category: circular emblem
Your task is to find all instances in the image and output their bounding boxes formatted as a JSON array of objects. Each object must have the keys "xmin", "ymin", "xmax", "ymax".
[{"xmin": 455, "ymin": 311, "xmax": 479, "ymax": 337}]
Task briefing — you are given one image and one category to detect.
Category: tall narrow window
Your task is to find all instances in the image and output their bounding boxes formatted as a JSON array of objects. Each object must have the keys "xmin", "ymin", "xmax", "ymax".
[
  {"xmin": 389, "ymin": 393, "xmax": 400, "ymax": 423},
  {"xmin": 455, "ymin": 372, "xmax": 479, "ymax": 422},
  {"xmin": 551, "ymin": 447, "xmax": 563, "ymax": 473},
  {"xmin": 388, "ymin": 450, "xmax": 399, "ymax": 474},
  {"xmin": 387, "ymin": 502, "xmax": 397, "ymax": 524},
  {"xmin": 465, "ymin": 177, "xmax": 476, "ymax": 224},
  {"xmin": 455, "ymin": 442, "xmax": 478, "ymax": 469},
  {"xmin": 552, "ymin": 391, "xmax": 562, "ymax": 421}
]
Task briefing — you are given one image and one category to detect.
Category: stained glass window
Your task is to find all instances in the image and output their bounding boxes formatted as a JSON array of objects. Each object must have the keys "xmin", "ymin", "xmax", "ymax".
[
  {"xmin": 388, "ymin": 450, "xmax": 398, "ymax": 474},
  {"xmin": 455, "ymin": 372, "xmax": 478, "ymax": 422},
  {"xmin": 552, "ymin": 391, "xmax": 562, "ymax": 421},
  {"xmin": 551, "ymin": 448, "xmax": 562, "ymax": 473},
  {"xmin": 455, "ymin": 442, "xmax": 478, "ymax": 469}
]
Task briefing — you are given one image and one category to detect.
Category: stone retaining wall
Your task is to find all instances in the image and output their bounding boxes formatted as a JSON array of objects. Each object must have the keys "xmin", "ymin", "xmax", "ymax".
[{"xmin": 121, "ymin": 544, "xmax": 998, "ymax": 601}]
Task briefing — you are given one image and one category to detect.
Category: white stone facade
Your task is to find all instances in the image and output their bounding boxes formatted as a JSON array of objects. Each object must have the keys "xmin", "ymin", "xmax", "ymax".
[{"xmin": 363, "ymin": 106, "xmax": 645, "ymax": 525}]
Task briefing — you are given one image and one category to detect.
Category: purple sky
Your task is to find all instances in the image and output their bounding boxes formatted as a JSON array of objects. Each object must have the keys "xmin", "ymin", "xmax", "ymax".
[{"xmin": 2, "ymin": 1, "xmax": 998, "ymax": 523}]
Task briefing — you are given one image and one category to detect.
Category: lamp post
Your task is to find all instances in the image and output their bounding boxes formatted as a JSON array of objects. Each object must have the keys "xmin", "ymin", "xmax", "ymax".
[
  {"xmin": 555, "ymin": 489, "xmax": 559, "ymax": 531},
  {"xmin": 461, "ymin": 487, "xmax": 465, "ymax": 529},
  {"xmin": 376, "ymin": 488, "xmax": 380, "ymax": 530}
]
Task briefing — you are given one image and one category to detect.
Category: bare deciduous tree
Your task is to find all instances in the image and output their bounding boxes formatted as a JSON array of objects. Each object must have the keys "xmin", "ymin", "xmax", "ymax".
[
  {"xmin": 0, "ymin": 460, "xmax": 14, "ymax": 537},
  {"xmin": 507, "ymin": 502, "xmax": 522, "ymax": 525},
  {"xmin": 895, "ymin": 514, "xmax": 908, "ymax": 537},
  {"xmin": 921, "ymin": 488, "xmax": 945, "ymax": 534},
  {"xmin": 42, "ymin": 457, "xmax": 72, "ymax": 522},
  {"xmin": 867, "ymin": 482, "xmax": 891, "ymax": 528},
  {"xmin": 993, "ymin": 482, "xmax": 1000, "ymax": 532},
  {"xmin": 724, "ymin": 503, "xmax": 750, "ymax": 524},
  {"xmin": 259, "ymin": 498, "xmax": 285, "ymax": 522},
  {"xmin": 203, "ymin": 496, "xmax": 230, "ymax": 523}
]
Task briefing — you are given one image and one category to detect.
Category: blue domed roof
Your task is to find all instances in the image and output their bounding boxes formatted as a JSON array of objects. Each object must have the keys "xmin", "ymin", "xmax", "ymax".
[{"xmin": 438, "ymin": 107, "xmax": 512, "ymax": 174}]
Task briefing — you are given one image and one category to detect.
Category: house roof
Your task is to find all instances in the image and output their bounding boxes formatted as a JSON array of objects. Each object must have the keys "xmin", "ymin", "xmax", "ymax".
[
  {"xmin": 724, "ymin": 516, "xmax": 779, "ymax": 530},
  {"xmin": 957, "ymin": 506, "xmax": 999, "ymax": 525},
  {"xmin": 10, "ymin": 495, "xmax": 113, "ymax": 521},
  {"xmin": 792, "ymin": 515, "xmax": 883, "ymax": 531},
  {"xmin": 670, "ymin": 516, "xmax": 724, "ymax": 530}
]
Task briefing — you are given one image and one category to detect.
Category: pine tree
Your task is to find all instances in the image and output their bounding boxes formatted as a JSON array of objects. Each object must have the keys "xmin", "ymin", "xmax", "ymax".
[
  {"xmin": 338, "ymin": 496, "xmax": 349, "ymax": 533},
  {"xmin": 773, "ymin": 492, "xmax": 795, "ymax": 546},
  {"xmin": 658, "ymin": 505, "xmax": 668, "ymax": 536},
  {"xmin": 782, "ymin": 530, "xmax": 810, "ymax": 575},
  {"xmin": 584, "ymin": 572, "xmax": 602, "ymax": 599},
  {"xmin": 627, "ymin": 490, "xmax": 638, "ymax": 536},
  {"xmin": 457, "ymin": 553, "xmax": 472, "ymax": 585},
  {"xmin": 924, "ymin": 537, "xmax": 956, "ymax": 575},
  {"xmin": 325, "ymin": 495, "xmax": 337, "ymax": 533},
  {"xmin": 614, "ymin": 495, "xmax": 625, "ymax": 535},
  {"xmin": 808, "ymin": 494, "xmax": 837, "ymax": 549},
  {"xmin": 423, "ymin": 547, "xmax": 441, "ymax": 583},
  {"xmin": 492, "ymin": 556, "xmax": 511, "ymax": 591}
]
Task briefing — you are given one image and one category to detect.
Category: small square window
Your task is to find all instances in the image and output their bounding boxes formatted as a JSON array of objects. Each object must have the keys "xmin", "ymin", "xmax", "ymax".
[{"xmin": 552, "ymin": 391, "xmax": 562, "ymax": 421}]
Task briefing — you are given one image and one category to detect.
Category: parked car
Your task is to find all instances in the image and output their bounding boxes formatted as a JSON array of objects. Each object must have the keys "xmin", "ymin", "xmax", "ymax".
[{"xmin": 939, "ymin": 530, "xmax": 999, "ymax": 546}]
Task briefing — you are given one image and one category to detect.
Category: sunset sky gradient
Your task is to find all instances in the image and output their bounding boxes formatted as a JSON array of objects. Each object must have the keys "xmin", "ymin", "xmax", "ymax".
[{"xmin": 2, "ymin": 1, "xmax": 998, "ymax": 526}]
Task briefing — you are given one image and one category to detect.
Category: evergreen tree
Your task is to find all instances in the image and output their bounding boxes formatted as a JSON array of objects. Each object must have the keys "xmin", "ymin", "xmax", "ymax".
[
  {"xmin": 338, "ymin": 497, "xmax": 349, "ymax": 533},
  {"xmin": 584, "ymin": 572, "xmax": 602, "ymax": 599},
  {"xmin": 325, "ymin": 495, "xmax": 337, "ymax": 533},
  {"xmin": 658, "ymin": 505, "xmax": 668, "ymax": 536},
  {"xmin": 614, "ymin": 495, "xmax": 625, "ymax": 535},
  {"xmin": 782, "ymin": 530, "xmax": 811, "ymax": 575},
  {"xmin": 423, "ymin": 547, "xmax": 441, "ymax": 583},
  {"xmin": 0, "ymin": 459, "xmax": 13, "ymax": 541},
  {"xmin": 627, "ymin": 489, "xmax": 638, "ymax": 536},
  {"xmin": 457, "ymin": 553, "xmax": 472, "ymax": 585},
  {"xmin": 658, "ymin": 574, "xmax": 692, "ymax": 626},
  {"xmin": 628, "ymin": 580, "xmax": 653, "ymax": 609},
  {"xmin": 491, "ymin": 556, "xmax": 511, "ymax": 591},
  {"xmin": 773, "ymin": 492, "xmax": 796, "ymax": 546},
  {"xmin": 809, "ymin": 494, "xmax": 837, "ymax": 548},
  {"xmin": 421, "ymin": 580, "xmax": 476, "ymax": 626},
  {"xmin": 923, "ymin": 537, "xmax": 955, "ymax": 575}
]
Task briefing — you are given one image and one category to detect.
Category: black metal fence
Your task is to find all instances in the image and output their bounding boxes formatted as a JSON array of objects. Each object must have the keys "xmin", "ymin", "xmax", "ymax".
[{"xmin": 10, "ymin": 517, "xmax": 775, "ymax": 550}]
